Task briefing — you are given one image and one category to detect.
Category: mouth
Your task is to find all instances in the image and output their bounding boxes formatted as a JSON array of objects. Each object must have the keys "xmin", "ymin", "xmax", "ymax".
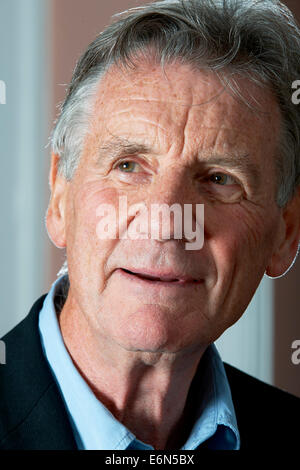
[{"xmin": 119, "ymin": 268, "xmax": 202, "ymax": 285}]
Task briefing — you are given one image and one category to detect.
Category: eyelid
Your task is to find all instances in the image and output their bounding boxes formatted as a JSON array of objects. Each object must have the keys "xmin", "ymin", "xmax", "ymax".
[
  {"xmin": 113, "ymin": 156, "xmax": 156, "ymax": 176},
  {"xmin": 206, "ymin": 169, "xmax": 241, "ymax": 185},
  {"xmin": 112, "ymin": 156, "xmax": 144, "ymax": 169}
]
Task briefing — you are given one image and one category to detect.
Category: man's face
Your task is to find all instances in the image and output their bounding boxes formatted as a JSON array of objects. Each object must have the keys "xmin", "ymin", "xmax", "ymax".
[{"xmin": 49, "ymin": 61, "xmax": 285, "ymax": 355}]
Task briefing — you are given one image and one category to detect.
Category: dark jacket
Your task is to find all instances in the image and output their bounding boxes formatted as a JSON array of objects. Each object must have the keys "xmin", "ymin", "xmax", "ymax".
[{"xmin": 0, "ymin": 295, "xmax": 299, "ymax": 450}]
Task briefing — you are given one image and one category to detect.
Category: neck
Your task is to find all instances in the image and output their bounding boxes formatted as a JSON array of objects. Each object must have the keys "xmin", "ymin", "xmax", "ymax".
[{"xmin": 59, "ymin": 294, "xmax": 206, "ymax": 450}]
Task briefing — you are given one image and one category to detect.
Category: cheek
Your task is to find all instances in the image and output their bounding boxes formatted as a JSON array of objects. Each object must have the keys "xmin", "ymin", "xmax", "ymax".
[
  {"xmin": 207, "ymin": 202, "xmax": 279, "ymax": 277},
  {"xmin": 64, "ymin": 184, "xmax": 123, "ymax": 314},
  {"xmin": 203, "ymin": 203, "xmax": 280, "ymax": 334},
  {"xmin": 234, "ymin": 202, "xmax": 279, "ymax": 262},
  {"xmin": 68, "ymin": 184, "xmax": 120, "ymax": 239},
  {"xmin": 65, "ymin": 184, "xmax": 123, "ymax": 275}
]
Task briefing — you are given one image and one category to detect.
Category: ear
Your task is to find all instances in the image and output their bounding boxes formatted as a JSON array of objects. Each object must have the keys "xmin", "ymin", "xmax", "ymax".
[
  {"xmin": 266, "ymin": 187, "xmax": 300, "ymax": 277},
  {"xmin": 46, "ymin": 153, "xmax": 68, "ymax": 248}
]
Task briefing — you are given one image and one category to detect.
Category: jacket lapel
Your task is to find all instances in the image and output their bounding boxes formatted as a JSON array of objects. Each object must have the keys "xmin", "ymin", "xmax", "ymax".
[{"xmin": 0, "ymin": 295, "xmax": 77, "ymax": 449}]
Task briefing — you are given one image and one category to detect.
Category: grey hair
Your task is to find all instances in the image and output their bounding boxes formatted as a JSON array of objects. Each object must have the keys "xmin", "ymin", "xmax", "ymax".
[{"xmin": 51, "ymin": 0, "xmax": 300, "ymax": 209}]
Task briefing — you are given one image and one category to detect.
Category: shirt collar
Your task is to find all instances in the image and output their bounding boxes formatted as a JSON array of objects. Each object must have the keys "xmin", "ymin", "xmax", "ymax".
[
  {"xmin": 182, "ymin": 343, "xmax": 240, "ymax": 450},
  {"xmin": 38, "ymin": 275, "xmax": 240, "ymax": 450}
]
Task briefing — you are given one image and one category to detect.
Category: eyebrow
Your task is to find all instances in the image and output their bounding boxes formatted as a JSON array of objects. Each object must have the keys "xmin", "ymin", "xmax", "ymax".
[
  {"xmin": 97, "ymin": 137, "xmax": 153, "ymax": 166},
  {"xmin": 199, "ymin": 155, "xmax": 260, "ymax": 188},
  {"xmin": 97, "ymin": 136, "xmax": 260, "ymax": 188}
]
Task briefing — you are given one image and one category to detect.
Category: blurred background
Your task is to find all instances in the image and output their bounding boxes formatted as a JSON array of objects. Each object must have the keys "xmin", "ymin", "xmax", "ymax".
[{"xmin": 0, "ymin": 0, "xmax": 299, "ymax": 396}]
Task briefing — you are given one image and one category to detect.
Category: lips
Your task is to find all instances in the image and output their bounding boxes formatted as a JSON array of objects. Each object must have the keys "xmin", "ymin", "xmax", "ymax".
[{"xmin": 121, "ymin": 268, "xmax": 200, "ymax": 284}]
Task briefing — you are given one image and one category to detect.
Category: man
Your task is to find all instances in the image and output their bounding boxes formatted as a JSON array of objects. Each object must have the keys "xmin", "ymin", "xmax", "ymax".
[{"xmin": 1, "ymin": 0, "xmax": 300, "ymax": 450}]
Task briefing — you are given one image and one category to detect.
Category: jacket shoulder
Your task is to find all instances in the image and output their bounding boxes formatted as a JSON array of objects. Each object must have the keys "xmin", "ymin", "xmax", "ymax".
[
  {"xmin": 224, "ymin": 362, "xmax": 300, "ymax": 448},
  {"xmin": 0, "ymin": 295, "xmax": 76, "ymax": 449}
]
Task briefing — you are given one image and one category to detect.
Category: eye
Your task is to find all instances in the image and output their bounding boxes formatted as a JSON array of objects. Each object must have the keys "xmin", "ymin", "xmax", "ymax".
[
  {"xmin": 117, "ymin": 160, "xmax": 139, "ymax": 173},
  {"xmin": 200, "ymin": 170, "xmax": 244, "ymax": 202},
  {"xmin": 112, "ymin": 158, "xmax": 151, "ymax": 184},
  {"xmin": 209, "ymin": 172, "xmax": 237, "ymax": 185}
]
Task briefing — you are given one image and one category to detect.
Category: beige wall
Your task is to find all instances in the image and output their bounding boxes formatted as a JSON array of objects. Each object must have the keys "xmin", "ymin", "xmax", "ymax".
[
  {"xmin": 48, "ymin": 0, "xmax": 300, "ymax": 396},
  {"xmin": 52, "ymin": 0, "xmax": 144, "ymax": 109}
]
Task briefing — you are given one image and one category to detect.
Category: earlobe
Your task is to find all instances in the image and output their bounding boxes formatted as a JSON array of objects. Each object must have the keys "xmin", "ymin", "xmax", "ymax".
[
  {"xmin": 265, "ymin": 243, "xmax": 300, "ymax": 279},
  {"xmin": 266, "ymin": 188, "xmax": 300, "ymax": 278},
  {"xmin": 46, "ymin": 153, "xmax": 68, "ymax": 248}
]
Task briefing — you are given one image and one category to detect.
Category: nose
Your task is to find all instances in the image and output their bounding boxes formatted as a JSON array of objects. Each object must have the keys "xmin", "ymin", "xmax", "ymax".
[{"xmin": 127, "ymin": 168, "xmax": 205, "ymax": 248}]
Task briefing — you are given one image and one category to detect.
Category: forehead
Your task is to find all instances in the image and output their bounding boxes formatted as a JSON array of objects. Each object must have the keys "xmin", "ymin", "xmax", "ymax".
[{"xmin": 87, "ymin": 60, "xmax": 281, "ymax": 159}]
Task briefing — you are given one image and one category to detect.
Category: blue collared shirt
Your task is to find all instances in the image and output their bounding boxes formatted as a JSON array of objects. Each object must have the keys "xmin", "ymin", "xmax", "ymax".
[{"xmin": 38, "ymin": 275, "xmax": 240, "ymax": 450}]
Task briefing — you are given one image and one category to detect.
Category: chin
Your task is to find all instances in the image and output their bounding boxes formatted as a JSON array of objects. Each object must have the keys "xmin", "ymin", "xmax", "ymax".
[
  {"xmin": 113, "ymin": 323, "xmax": 197, "ymax": 357},
  {"xmin": 117, "ymin": 323, "xmax": 171, "ymax": 353},
  {"xmin": 104, "ymin": 303, "xmax": 203, "ymax": 356}
]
